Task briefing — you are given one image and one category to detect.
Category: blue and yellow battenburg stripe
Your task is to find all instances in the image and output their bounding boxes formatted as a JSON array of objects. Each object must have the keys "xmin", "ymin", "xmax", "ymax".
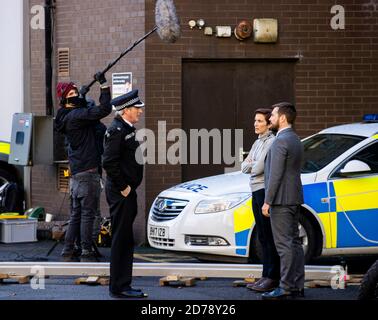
[
  {"xmin": 233, "ymin": 198, "xmax": 254, "ymax": 255},
  {"xmin": 303, "ymin": 182, "xmax": 336, "ymax": 249},
  {"xmin": 331, "ymin": 176, "xmax": 378, "ymax": 247},
  {"xmin": 0, "ymin": 141, "xmax": 10, "ymax": 155},
  {"xmin": 233, "ymin": 173, "xmax": 378, "ymax": 255}
]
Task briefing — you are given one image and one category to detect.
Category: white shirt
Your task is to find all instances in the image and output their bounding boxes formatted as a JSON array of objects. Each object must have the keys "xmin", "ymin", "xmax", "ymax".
[
  {"xmin": 276, "ymin": 126, "xmax": 291, "ymax": 137},
  {"xmin": 123, "ymin": 118, "xmax": 133, "ymax": 127}
]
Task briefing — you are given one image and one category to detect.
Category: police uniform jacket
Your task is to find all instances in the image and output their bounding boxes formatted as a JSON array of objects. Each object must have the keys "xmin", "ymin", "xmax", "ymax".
[{"xmin": 102, "ymin": 115, "xmax": 144, "ymax": 192}]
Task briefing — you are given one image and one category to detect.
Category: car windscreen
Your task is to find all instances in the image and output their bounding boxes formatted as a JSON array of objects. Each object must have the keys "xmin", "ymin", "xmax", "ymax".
[{"xmin": 301, "ymin": 134, "xmax": 365, "ymax": 173}]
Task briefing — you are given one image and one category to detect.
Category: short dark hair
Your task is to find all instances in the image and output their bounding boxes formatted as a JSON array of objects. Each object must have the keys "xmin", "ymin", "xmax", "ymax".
[
  {"xmin": 254, "ymin": 108, "xmax": 272, "ymax": 124},
  {"xmin": 272, "ymin": 102, "xmax": 297, "ymax": 125}
]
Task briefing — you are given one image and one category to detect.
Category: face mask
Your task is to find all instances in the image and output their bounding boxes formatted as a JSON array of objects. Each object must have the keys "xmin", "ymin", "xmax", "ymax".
[{"xmin": 66, "ymin": 96, "xmax": 87, "ymax": 108}]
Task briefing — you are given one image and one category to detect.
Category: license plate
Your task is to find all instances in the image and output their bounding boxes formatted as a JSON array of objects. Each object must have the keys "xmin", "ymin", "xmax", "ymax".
[{"xmin": 149, "ymin": 226, "xmax": 168, "ymax": 239}]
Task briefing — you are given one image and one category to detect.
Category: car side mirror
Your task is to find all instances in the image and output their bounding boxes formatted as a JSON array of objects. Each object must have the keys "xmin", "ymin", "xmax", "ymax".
[{"xmin": 339, "ymin": 160, "xmax": 371, "ymax": 177}]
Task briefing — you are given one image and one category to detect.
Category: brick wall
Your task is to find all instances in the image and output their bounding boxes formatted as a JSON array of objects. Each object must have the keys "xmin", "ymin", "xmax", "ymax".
[
  {"xmin": 29, "ymin": 0, "xmax": 147, "ymax": 244},
  {"xmin": 145, "ymin": 0, "xmax": 378, "ymax": 209}
]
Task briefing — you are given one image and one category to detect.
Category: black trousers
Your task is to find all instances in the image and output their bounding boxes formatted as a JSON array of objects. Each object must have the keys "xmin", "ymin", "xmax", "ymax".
[
  {"xmin": 105, "ymin": 183, "xmax": 138, "ymax": 293},
  {"xmin": 252, "ymin": 188, "xmax": 280, "ymax": 280}
]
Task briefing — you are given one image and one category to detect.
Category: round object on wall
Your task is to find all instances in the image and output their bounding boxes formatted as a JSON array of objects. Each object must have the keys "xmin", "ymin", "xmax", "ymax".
[
  {"xmin": 188, "ymin": 20, "xmax": 196, "ymax": 29},
  {"xmin": 196, "ymin": 19, "xmax": 205, "ymax": 29},
  {"xmin": 234, "ymin": 20, "xmax": 253, "ymax": 41}
]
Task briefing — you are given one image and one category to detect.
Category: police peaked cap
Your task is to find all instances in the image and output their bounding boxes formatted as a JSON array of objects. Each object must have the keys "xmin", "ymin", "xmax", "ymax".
[{"xmin": 112, "ymin": 90, "xmax": 145, "ymax": 111}]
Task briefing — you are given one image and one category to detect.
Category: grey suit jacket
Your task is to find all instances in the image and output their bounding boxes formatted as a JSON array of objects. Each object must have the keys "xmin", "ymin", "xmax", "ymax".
[{"xmin": 264, "ymin": 127, "xmax": 304, "ymax": 206}]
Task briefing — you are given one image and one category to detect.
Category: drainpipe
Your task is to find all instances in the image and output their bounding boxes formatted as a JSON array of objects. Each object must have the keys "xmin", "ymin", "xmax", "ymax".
[{"xmin": 44, "ymin": 0, "xmax": 54, "ymax": 116}]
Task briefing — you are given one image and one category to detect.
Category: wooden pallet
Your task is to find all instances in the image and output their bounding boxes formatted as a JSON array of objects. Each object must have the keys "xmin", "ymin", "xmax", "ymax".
[
  {"xmin": 74, "ymin": 276, "xmax": 109, "ymax": 286},
  {"xmin": 0, "ymin": 274, "xmax": 31, "ymax": 284},
  {"xmin": 233, "ymin": 276, "xmax": 257, "ymax": 287},
  {"xmin": 305, "ymin": 275, "xmax": 364, "ymax": 288},
  {"xmin": 346, "ymin": 276, "xmax": 364, "ymax": 286},
  {"xmin": 305, "ymin": 280, "xmax": 332, "ymax": 288},
  {"xmin": 159, "ymin": 275, "xmax": 196, "ymax": 287}
]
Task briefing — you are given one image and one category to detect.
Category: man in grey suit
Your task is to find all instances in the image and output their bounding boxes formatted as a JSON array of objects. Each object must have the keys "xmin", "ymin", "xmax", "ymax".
[{"xmin": 261, "ymin": 102, "xmax": 305, "ymax": 300}]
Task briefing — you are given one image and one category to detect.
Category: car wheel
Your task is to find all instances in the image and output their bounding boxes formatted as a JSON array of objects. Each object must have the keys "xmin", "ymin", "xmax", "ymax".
[
  {"xmin": 0, "ymin": 167, "xmax": 23, "ymax": 213},
  {"xmin": 299, "ymin": 213, "xmax": 317, "ymax": 263},
  {"xmin": 249, "ymin": 212, "xmax": 317, "ymax": 264},
  {"xmin": 0, "ymin": 167, "xmax": 17, "ymax": 187},
  {"xmin": 358, "ymin": 259, "xmax": 378, "ymax": 300}
]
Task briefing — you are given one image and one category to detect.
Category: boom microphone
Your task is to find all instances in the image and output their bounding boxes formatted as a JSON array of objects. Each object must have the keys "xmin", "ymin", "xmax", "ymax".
[{"xmin": 80, "ymin": 0, "xmax": 181, "ymax": 96}]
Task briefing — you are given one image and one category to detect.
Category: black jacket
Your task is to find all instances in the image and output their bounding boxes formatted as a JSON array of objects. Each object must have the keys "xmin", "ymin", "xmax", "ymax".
[
  {"xmin": 87, "ymin": 98, "xmax": 107, "ymax": 175},
  {"xmin": 102, "ymin": 115, "xmax": 144, "ymax": 192},
  {"xmin": 54, "ymin": 87, "xmax": 112, "ymax": 175}
]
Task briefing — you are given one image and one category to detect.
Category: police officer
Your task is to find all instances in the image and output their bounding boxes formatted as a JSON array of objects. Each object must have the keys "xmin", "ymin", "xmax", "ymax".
[{"xmin": 102, "ymin": 90, "xmax": 147, "ymax": 299}]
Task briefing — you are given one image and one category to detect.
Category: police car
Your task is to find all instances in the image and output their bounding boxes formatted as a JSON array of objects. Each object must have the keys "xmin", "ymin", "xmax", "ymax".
[{"xmin": 147, "ymin": 115, "xmax": 378, "ymax": 262}]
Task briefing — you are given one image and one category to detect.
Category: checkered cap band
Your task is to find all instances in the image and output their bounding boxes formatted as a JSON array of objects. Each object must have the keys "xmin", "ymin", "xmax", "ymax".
[{"xmin": 115, "ymin": 97, "xmax": 144, "ymax": 111}]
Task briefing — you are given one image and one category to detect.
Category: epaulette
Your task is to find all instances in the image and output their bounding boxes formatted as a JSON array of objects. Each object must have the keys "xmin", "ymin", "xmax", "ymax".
[
  {"xmin": 105, "ymin": 127, "xmax": 122, "ymax": 138},
  {"xmin": 125, "ymin": 132, "xmax": 136, "ymax": 141}
]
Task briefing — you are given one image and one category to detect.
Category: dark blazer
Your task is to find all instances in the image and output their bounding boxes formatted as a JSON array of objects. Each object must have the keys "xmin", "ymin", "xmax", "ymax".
[
  {"xmin": 264, "ymin": 127, "xmax": 304, "ymax": 206},
  {"xmin": 102, "ymin": 116, "xmax": 144, "ymax": 192}
]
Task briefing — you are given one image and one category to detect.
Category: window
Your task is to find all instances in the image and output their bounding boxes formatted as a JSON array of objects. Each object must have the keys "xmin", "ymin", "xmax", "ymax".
[
  {"xmin": 301, "ymin": 134, "xmax": 364, "ymax": 173},
  {"xmin": 332, "ymin": 142, "xmax": 378, "ymax": 177}
]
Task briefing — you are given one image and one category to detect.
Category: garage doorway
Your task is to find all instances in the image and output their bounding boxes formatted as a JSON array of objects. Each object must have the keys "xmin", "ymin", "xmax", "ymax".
[{"xmin": 182, "ymin": 59, "xmax": 297, "ymax": 182}]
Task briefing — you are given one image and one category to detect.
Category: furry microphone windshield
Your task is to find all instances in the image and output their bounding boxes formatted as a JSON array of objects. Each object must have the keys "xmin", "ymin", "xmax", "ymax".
[{"xmin": 155, "ymin": 0, "xmax": 181, "ymax": 43}]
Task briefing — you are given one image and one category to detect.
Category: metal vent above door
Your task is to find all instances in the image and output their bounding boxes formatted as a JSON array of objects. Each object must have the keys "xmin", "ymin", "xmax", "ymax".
[{"xmin": 57, "ymin": 48, "xmax": 70, "ymax": 77}]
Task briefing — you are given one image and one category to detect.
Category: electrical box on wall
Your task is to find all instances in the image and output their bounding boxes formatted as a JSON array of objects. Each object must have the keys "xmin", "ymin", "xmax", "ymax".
[
  {"xmin": 8, "ymin": 114, "xmax": 54, "ymax": 166},
  {"xmin": 253, "ymin": 19, "xmax": 278, "ymax": 43},
  {"xmin": 216, "ymin": 26, "xmax": 232, "ymax": 37},
  {"xmin": 8, "ymin": 113, "xmax": 33, "ymax": 166}
]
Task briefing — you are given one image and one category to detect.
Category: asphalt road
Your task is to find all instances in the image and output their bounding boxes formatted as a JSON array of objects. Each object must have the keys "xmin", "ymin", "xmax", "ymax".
[
  {"xmin": 0, "ymin": 276, "xmax": 359, "ymax": 300},
  {"xmin": 0, "ymin": 240, "xmax": 376, "ymax": 301}
]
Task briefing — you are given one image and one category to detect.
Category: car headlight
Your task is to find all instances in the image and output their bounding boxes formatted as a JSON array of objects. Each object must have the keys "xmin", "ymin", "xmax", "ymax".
[{"xmin": 194, "ymin": 193, "xmax": 251, "ymax": 214}]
